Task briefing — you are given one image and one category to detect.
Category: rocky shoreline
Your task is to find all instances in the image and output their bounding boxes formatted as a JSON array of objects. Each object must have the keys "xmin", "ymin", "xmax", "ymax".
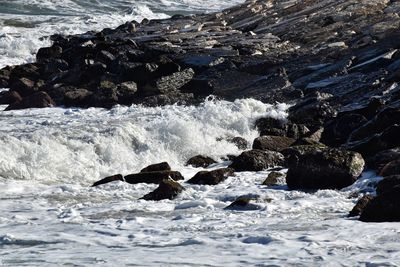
[{"xmin": 1, "ymin": 0, "xmax": 400, "ymax": 222}]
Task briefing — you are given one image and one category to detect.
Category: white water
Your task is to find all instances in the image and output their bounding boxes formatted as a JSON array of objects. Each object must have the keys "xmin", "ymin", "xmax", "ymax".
[{"xmin": 1, "ymin": 0, "xmax": 400, "ymax": 266}]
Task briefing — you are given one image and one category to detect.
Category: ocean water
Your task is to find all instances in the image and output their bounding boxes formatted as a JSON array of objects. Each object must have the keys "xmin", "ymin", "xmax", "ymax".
[{"xmin": 1, "ymin": 1, "xmax": 400, "ymax": 266}]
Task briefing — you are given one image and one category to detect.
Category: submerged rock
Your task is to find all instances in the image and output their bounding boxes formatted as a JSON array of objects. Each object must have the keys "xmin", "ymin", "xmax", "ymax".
[
  {"xmin": 285, "ymin": 146, "xmax": 365, "ymax": 190},
  {"xmin": 348, "ymin": 195, "xmax": 374, "ymax": 217},
  {"xmin": 229, "ymin": 149, "xmax": 284, "ymax": 172},
  {"xmin": 124, "ymin": 171, "xmax": 184, "ymax": 184},
  {"xmin": 224, "ymin": 194, "xmax": 266, "ymax": 211},
  {"xmin": 187, "ymin": 168, "xmax": 234, "ymax": 185},
  {"xmin": 360, "ymin": 187, "xmax": 400, "ymax": 222},
  {"xmin": 262, "ymin": 171, "xmax": 285, "ymax": 186},
  {"xmin": 5, "ymin": 91, "xmax": 55, "ymax": 111},
  {"xmin": 141, "ymin": 178, "xmax": 184, "ymax": 201}
]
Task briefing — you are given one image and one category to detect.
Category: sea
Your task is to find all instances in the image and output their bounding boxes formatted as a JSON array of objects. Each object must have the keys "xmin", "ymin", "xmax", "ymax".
[{"xmin": 0, "ymin": 1, "xmax": 399, "ymax": 266}]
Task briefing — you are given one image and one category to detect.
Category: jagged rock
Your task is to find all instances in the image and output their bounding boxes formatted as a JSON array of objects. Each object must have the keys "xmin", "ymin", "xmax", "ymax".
[
  {"xmin": 285, "ymin": 146, "xmax": 365, "ymax": 190},
  {"xmin": 360, "ymin": 187, "xmax": 400, "ymax": 222},
  {"xmin": 187, "ymin": 168, "xmax": 234, "ymax": 185},
  {"xmin": 141, "ymin": 178, "xmax": 184, "ymax": 201},
  {"xmin": 91, "ymin": 174, "xmax": 123, "ymax": 187},
  {"xmin": 140, "ymin": 162, "xmax": 171, "ymax": 173},
  {"xmin": 124, "ymin": 171, "xmax": 184, "ymax": 184},
  {"xmin": 376, "ymin": 175, "xmax": 400, "ymax": 195},
  {"xmin": 379, "ymin": 159, "xmax": 400, "ymax": 177},
  {"xmin": 0, "ymin": 91, "xmax": 22, "ymax": 105},
  {"xmin": 5, "ymin": 91, "xmax": 55, "ymax": 111},
  {"xmin": 229, "ymin": 149, "xmax": 284, "ymax": 172},
  {"xmin": 186, "ymin": 155, "xmax": 217, "ymax": 168},
  {"xmin": 348, "ymin": 195, "xmax": 375, "ymax": 217},
  {"xmin": 252, "ymin": 135, "xmax": 295, "ymax": 152},
  {"xmin": 262, "ymin": 171, "xmax": 285, "ymax": 186}
]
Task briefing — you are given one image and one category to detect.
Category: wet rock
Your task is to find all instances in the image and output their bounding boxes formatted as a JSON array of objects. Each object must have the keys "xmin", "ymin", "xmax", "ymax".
[
  {"xmin": 116, "ymin": 81, "xmax": 137, "ymax": 104},
  {"xmin": 379, "ymin": 159, "xmax": 400, "ymax": 177},
  {"xmin": 262, "ymin": 171, "xmax": 285, "ymax": 186},
  {"xmin": 140, "ymin": 162, "xmax": 171, "ymax": 173},
  {"xmin": 141, "ymin": 178, "xmax": 184, "ymax": 201},
  {"xmin": 366, "ymin": 148, "xmax": 400, "ymax": 173},
  {"xmin": 64, "ymin": 88, "xmax": 93, "ymax": 107},
  {"xmin": 348, "ymin": 195, "xmax": 375, "ymax": 217},
  {"xmin": 255, "ymin": 117, "xmax": 309, "ymax": 139},
  {"xmin": 124, "ymin": 171, "xmax": 184, "ymax": 184},
  {"xmin": 186, "ymin": 155, "xmax": 217, "ymax": 168},
  {"xmin": 10, "ymin": 78, "xmax": 36, "ymax": 97},
  {"xmin": 376, "ymin": 175, "xmax": 400, "ymax": 195},
  {"xmin": 0, "ymin": 91, "xmax": 22, "ymax": 105},
  {"xmin": 285, "ymin": 146, "xmax": 365, "ymax": 190},
  {"xmin": 36, "ymin": 46, "xmax": 63, "ymax": 63},
  {"xmin": 252, "ymin": 135, "xmax": 296, "ymax": 152},
  {"xmin": 91, "ymin": 174, "xmax": 123, "ymax": 187},
  {"xmin": 5, "ymin": 91, "xmax": 56, "ymax": 111},
  {"xmin": 360, "ymin": 187, "xmax": 400, "ymax": 222},
  {"xmin": 224, "ymin": 194, "xmax": 265, "ymax": 211},
  {"xmin": 228, "ymin": 137, "xmax": 248, "ymax": 150},
  {"xmin": 229, "ymin": 149, "xmax": 284, "ymax": 172},
  {"xmin": 187, "ymin": 168, "xmax": 234, "ymax": 185}
]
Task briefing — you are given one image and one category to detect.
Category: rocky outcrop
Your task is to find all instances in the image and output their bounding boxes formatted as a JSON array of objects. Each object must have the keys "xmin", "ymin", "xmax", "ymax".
[
  {"xmin": 285, "ymin": 146, "xmax": 365, "ymax": 190},
  {"xmin": 229, "ymin": 149, "xmax": 284, "ymax": 172},
  {"xmin": 140, "ymin": 178, "xmax": 184, "ymax": 201},
  {"xmin": 187, "ymin": 168, "xmax": 234, "ymax": 185},
  {"xmin": 186, "ymin": 155, "xmax": 217, "ymax": 168}
]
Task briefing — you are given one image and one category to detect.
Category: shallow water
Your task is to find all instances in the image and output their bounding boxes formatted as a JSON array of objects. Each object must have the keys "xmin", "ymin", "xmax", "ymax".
[{"xmin": 1, "ymin": 0, "xmax": 400, "ymax": 266}]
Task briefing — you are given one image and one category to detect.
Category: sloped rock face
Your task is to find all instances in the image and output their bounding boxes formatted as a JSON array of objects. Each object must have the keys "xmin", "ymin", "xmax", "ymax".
[
  {"xmin": 285, "ymin": 146, "xmax": 365, "ymax": 190},
  {"xmin": 1, "ymin": 0, "xmax": 399, "ymax": 113}
]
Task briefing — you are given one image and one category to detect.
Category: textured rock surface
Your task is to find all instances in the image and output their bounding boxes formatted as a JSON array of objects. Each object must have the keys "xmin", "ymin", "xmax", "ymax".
[
  {"xmin": 141, "ymin": 179, "xmax": 184, "ymax": 201},
  {"xmin": 229, "ymin": 149, "xmax": 284, "ymax": 172},
  {"xmin": 187, "ymin": 168, "xmax": 234, "ymax": 185}
]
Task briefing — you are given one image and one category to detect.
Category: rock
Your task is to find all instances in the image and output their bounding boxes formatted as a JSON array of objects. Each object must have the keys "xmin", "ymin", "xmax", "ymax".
[
  {"xmin": 91, "ymin": 174, "xmax": 123, "ymax": 187},
  {"xmin": 224, "ymin": 194, "xmax": 265, "ymax": 211},
  {"xmin": 285, "ymin": 146, "xmax": 365, "ymax": 190},
  {"xmin": 255, "ymin": 117, "xmax": 309, "ymax": 139},
  {"xmin": 64, "ymin": 88, "xmax": 93, "ymax": 107},
  {"xmin": 116, "ymin": 81, "xmax": 137, "ymax": 104},
  {"xmin": 360, "ymin": 187, "xmax": 400, "ymax": 222},
  {"xmin": 228, "ymin": 137, "xmax": 248, "ymax": 150},
  {"xmin": 367, "ymin": 148, "xmax": 400, "ymax": 173},
  {"xmin": 0, "ymin": 91, "xmax": 22, "ymax": 105},
  {"xmin": 141, "ymin": 178, "xmax": 184, "ymax": 201},
  {"xmin": 379, "ymin": 159, "xmax": 400, "ymax": 177},
  {"xmin": 262, "ymin": 171, "xmax": 285, "ymax": 186},
  {"xmin": 252, "ymin": 135, "xmax": 296, "ymax": 152},
  {"xmin": 186, "ymin": 155, "xmax": 217, "ymax": 168},
  {"xmin": 187, "ymin": 168, "xmax": 234, "ymax": 185},
  {"xmin": 376, "ymin": 175, "xmax": 400, "ymax": 195},
  {"xmin": 36, "ymin": 46, "xmax": 63, "ymax": 63},
  {"xmin": 229, "ymin": 149, "xmax": 285, "ymax": 172},
  {"xmin": 348, "ymin": 195, "xmax": 375, "ymax": 217},
  {"xmin": 124, "ymin": 171, "xmax": 184, "ymax": 184},
  {"xmin": 5, "ymin": 91, "xmax": 56, "ymax": 111},
  {"xmin": 10, "ymin": 77, "xmax": 36, "ymax": 97},
  {"xmin": 140, "ymin": 162, "xmax": 171, "ymax": 173}
]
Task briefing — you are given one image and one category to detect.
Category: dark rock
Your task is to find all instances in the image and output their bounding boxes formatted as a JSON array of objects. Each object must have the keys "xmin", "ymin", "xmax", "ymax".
[
  {"xmin": 262, "ymin": 171, "xmax": 285, "ymax": 186},
  {"xmin": 360, "ymin": 187, "xmax": 400, "ymax": 222},
  {"xmin": 124, "ymin": 170, "xmax": 184, "ymax": 184},
  {"xmin": 227, "ymin": 137, "xmax": 248, "ymax": 150},
  {"xmin": 379, "ymin": 159, "xmax": 400, "ymax": 177},
  {"xmin": 255, "ymin": 117, "xmax": 309, "ymax": 139},
  {"xmin": 91, "ymin": 174, "xmax": 123, "ymax": 187},
  {"xmin": 224, "ymin": 194, "xmax": 264, "ymax": 211},
  {"xmin": 376, "ymin": 175, "xmax": 400, "ymax": 195},
  {"xmin": 36, "ymin": 46, "xmax": 63, "ymax": 63},
  {"xmin": 0, "ymin": 91, "xmax": 22, "ymax": 105},
  {"xmin": 285, "ymin": 146, "xmax": 365, "ymax": 190},
  {"xmin": 252, "ymin": 135, "xmax": 296, "ymax": 152},
  {"xmin": 141, "ymin": 178, "xmax": 184, "ymax": 201},
  {"xmin": 140, "ymin": 162, "xmax": 171, "ymax": 173},
  {"xmin": 367, "ymin": 148, "xmax": 400, "ymax": 173},
  {"xmin": 116, "ymin": 81, "xmax": 138, "ymax": 104},
  {"xmin": 187, "ymin": 168, "xmax": 234, "ymax": 185},
  {"xmin": 5, "ymin": 91, "xmax": 56, "ymax": 111},
  {"xmin": 64, "ymin": 88, "xmax": 93, "ymax": 107},
  {"xmin": 229, "ymin": 149, "xmax": 284, "ymax": 172},
  {"xmin": 186, "ymin": 155, "xmax": 217, "ymax": 168},
  {"xmin": 10, "ymin": 78, "xmax": 36, "ymax": 97},
  {"xmin": 348, "ymin": 195, "xmax": 375, "ymax": 217}
]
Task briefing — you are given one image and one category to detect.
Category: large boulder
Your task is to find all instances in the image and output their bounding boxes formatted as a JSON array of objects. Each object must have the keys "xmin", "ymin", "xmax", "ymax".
[
  {"xmin": 187, "ymin": 168, "xmax": 234, "ymax": 185},
  {"xmin": 376, "ymin": 175, "xmax": 400, "ymax": 195},
  {"xmin": 0, "ymin": 91, "xmax": 22, "ymax": 105},
  {"xmin": 140, "ymin": 162, "xmax": 171, "ymax": 173},
  {"xmin": 186, "ymin": 155, "xmax": 217, "ymax": 168},
  {"xmin": 229, "ymin": 149, "xmax": 284, "ymax": 171},
  {"xmin": 5, "ymin": 91, "xmax": 55, "ymax": 111},
  {"xmin": 252, "ymin": 135, "xmax": 296, "ymax": 152},
  {"xmin": 140, "ymin": 178, "xmax": 184, "ymax": 201},
  {"xmin": 379, "ymin": 159, "xmax": 400, "ymax": 177},
  {"xmin": 285, "ymin": 146, "xmax": 365, "ymax": 190},
  {"xmin": 360, "ymin": 187, "xmax": 400, "ymax": 222}
]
